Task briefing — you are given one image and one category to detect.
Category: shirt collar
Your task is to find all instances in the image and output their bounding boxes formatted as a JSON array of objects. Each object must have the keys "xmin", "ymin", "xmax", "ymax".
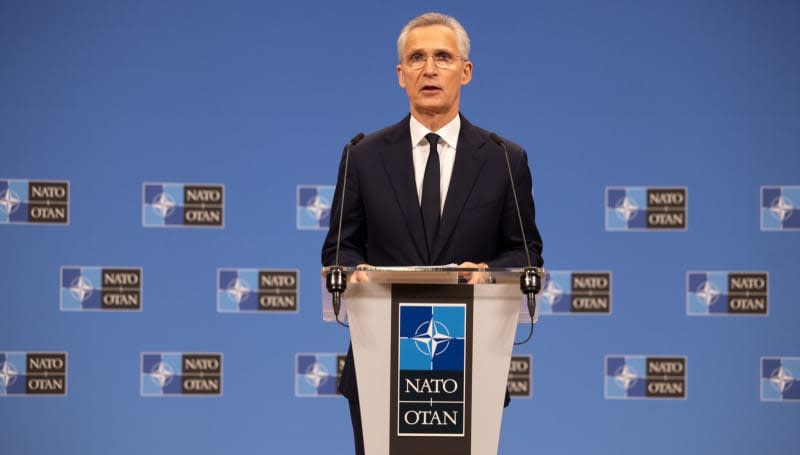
[{"xmin": 409, "ymin": 114, "xmax": 461, "ymax": 148}]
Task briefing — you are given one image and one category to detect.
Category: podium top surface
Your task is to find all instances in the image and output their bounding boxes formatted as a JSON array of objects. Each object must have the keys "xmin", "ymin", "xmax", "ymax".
[
  {"xmin": 319, "ymin": 266, "xmax": 543, "ymax": 323},
  {"xmin": 321, "ymin": 265, "xmax": 544, "ymax": 279}
]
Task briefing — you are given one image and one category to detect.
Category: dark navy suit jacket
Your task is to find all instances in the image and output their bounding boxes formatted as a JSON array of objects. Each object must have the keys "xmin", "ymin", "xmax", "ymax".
[{"xmin": 321, "ymin": 114, "xmax": 543, "ymax": 401}]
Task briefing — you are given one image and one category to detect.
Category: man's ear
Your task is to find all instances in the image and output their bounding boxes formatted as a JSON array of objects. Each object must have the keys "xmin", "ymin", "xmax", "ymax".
[
  {"xmin": 461, "ymin": 61, "xmax": 473, "ymax": 86},
  {"xmin": 397, "ymin": 64, "xmax": 406, "ymax": 89}
]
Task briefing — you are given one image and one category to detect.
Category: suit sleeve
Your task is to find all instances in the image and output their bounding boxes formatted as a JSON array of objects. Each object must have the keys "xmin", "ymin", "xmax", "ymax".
[
  {"xmin": 486, "ymin": 148, "xmax": 544, "ymax": 268},
  {"xmin": 321, "ymin": 146, "xmax": 368, "ymax": 267}
]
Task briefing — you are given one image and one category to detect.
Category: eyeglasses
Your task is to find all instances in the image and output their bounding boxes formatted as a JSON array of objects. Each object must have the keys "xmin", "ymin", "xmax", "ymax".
[{"xmin": 406, "ymin": 52, "xmax": 465, "ymax": 70}]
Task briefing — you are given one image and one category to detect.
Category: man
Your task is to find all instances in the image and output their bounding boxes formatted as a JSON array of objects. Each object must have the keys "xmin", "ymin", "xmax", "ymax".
[{"xmin": 321, "ymin": 12, "xmax": 543, "ymax": 454}]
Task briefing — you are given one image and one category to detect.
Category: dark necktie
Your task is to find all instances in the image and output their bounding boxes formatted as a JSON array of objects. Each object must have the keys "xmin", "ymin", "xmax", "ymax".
[{"xmin": 421, "ymin": 133, "xmax": 440, "ymax": 262}]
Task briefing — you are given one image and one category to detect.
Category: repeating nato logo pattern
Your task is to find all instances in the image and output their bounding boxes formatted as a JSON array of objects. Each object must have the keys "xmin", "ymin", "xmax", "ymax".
[
  {"xmin": 60, "ymin": 266, "xmax": 142, "ymax": 311},
  {"xmin": 142, "ymin": 182, "xmax": 224, "ymax": 227},
  {"xmin": 686, "ymin": 271, "xmax": 768, "ymax": 316},
  {"xmin": 217, "ymin": 268, "xmax": 299, "ymax": 313},
  {"xmin": 0, "ymin": 179, "xmax": 69, "ymax": 224},
  {"xmin": 507, "ymin": 355, "xmax": 532, "ymax": 398},
  {"xmin": 295, "ymin": 353, "xmax": 344, "ymax": 397},
  {"xmin": 761, "ymin": 357, "xmax": 800, "ymax": 402},
  {"xmin": 538, "ymin": 271, "xmax": 612, "ymax": 315},
  {"xmin": 296, "ymin": 185, "xmax": 334, "ymax": 230},
  {"xmin": 605, "ymin": 186, "xmax": 687, "ymax": 231},
  {"xmin": 605, "ymin": 355, "xmax": 687, "ymax": 400},
  {"xmin": 0, "ymin": 352, "xmax": 67, "ymax": 396},
  {"xmin": 761, "ymin": 186, "xmax": 800, "ymax": 231},
  {"xmin": 141, "ymin": 353, "xmax": 223, "ymax": 396}
]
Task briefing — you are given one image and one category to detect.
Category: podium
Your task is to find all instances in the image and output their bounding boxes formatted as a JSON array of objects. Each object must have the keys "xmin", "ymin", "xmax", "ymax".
[{"xmin": 322, "ymin": 267, "xmax": 541, "ymax": 455}]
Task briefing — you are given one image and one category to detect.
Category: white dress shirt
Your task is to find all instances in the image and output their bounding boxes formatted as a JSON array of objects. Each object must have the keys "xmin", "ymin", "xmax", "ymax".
[{"xmin": 410, "ymin": 114, "xmax": 460, "ymax": 215}]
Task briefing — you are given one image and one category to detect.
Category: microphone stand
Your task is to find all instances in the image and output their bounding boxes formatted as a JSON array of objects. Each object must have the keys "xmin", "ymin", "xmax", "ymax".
[
  {"xmin": 490, "ymin": 133, "xmax": 541, "ymax": 344},
  {"xmin": 325, "ymin": 132, "xmax": 365, "ymax": 327}
]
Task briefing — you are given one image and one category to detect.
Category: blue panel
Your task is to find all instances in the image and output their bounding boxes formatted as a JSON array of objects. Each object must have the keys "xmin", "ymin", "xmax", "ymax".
[{"xmin": 1, "ymin": 1, "xmax": 799, "ymax": 454}]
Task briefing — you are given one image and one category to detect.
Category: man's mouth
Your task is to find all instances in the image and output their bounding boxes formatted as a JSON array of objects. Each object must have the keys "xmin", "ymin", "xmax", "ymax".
[{"xmin": 420, "ymin": 85, "xmax": 442, "ymax": 95}]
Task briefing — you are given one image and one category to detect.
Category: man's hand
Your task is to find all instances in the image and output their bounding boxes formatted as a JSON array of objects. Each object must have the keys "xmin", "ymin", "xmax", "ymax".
[
  {"xmin": 349, "ymin": 264, "xmax": 372, "ymax": 283},
  {"xmin": 458, "ymin": 261, "xmax": 491, "ymax": 284}
]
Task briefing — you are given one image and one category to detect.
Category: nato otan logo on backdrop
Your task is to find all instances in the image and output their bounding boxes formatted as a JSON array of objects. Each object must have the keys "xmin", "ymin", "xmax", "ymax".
[
  {"xmin": 398, "ymin": 303, "xmax": 466, "ymax": 435},
  {"xmin": 296, "ymin": 185, "xmax": 334, "ymax": 230},
  {"xmin": 295, "ymin": 353, "xmax": 345, "ymax": 397},
  {"xmin": 606, "ymin": 186, "xmax": 687, "ymax": 231},
  {"xmin": 142, "ymin": 182, "xmax": 224, "ymax": 227},
  {"xmin": 0, "ymin": 179, "xmax": 69, "ymax": 225},
  {"xmin": 60, "ymin": 266, "xmax": 142, "ymax": 311},
  {"xmin": 605, "ymin": 355, "xmax": 687, "ymax": 400},
  {"xmin": 761, "ymin": 186, "xmax": 800, "ymax": 231},
  {"xmin": 0, "ymin": 352, "xmax": 67, "ymax": 396},
  {"xmin": 507, "ymin": 355, "xmax": 532, "ymax": 398},
  {"xmin": 761, "ymin": 357, "xmax": 800, "ymax": 402},
  {"xmin": 537, "ymin": 271, "xmax": 612, "ymax": 315},
  {"xmin": 217, "ymin": 268, "xmax": 298, "ymax": 313},
  {"xmin": 141, "ymin": 353, "xmax": 223, "ymax": 396},
  {"xmin": 686, "ymin": 271, "xmax": 768, "ymax": 316}
]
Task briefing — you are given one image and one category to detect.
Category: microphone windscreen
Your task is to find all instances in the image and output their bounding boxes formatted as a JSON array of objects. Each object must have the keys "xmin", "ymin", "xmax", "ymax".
[
  {"xmin": 350, "ymin": 132, "xmax": 365, "ymax": 146},
  {"xmin": 489, "ymin": 132, "xmax": 504, "ymax": 145}
]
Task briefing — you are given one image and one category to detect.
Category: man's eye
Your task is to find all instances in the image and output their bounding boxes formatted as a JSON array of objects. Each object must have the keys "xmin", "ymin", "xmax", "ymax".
[
  {"xmin": 434, "ymin": 53, "xmax": 453, "ymax": 62},
  {"xmin": 409, "ymin": 54, "xmax": 425, "ymax": 62}
]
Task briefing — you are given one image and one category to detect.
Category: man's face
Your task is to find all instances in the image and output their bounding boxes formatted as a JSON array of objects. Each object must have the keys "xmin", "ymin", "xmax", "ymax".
[{"xmin": 397, "ymin": 25, "xmax": 473, "ymax": 121}]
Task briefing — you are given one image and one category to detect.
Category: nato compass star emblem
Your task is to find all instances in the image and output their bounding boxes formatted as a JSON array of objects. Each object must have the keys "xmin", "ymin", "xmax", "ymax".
[
  {"xmin": 149, "ymin": 361, "xmax": 175, "ymax": 387},
  {"xmin": 413, "ymin": 317, "xmax": 454, "ymax": 359},
  {"xmin": 305, "ymin": 194, "xmax": 331, "ymax": 222},
  {"xmin": 0, "ymin": 188, "xmax": 21, "ymax": 215},
  {"xmin": 540, "ymin": 279, "xmax": 563, "ymax": 307},
  {"xmin": 69, "ymin": 275, "xmax": 94, "ymax": 303},
  {"xmin": 615, "ymin": 196, "xmax": 639, "ymax": 222},
  {"xmin": 151, "ymin": 192, "xmax": 176, "ymax": 219},
  {"xmin": 614, "ymin": 364, "xmax": 638, "ymax": 391},
  {"xmin": 695, "ymin": 280, "xmax": 721, "ymax": 307},
  {"xmin": 0, "ymin": 361, "xmax": 18, "ymax": 388},
  {"xmin": 304, "ymin": 362, "xmax": 330, "ymax": 388},
  {"xmin": 769, "ymin": 195, "xmax": 794, "ymax": 222},
  {"xmin": 769, "ymin": 366, "xmax": 794, "ymax": 393},
  {"xmin": 225, "ymin": 278, "xmax": 251, "ymax": 305}
]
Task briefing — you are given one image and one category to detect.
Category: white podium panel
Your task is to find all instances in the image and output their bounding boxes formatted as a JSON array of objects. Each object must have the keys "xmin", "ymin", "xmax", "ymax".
[{"xmin": 338, "ymin": 272, "xmax": 524, "ymax": 455}]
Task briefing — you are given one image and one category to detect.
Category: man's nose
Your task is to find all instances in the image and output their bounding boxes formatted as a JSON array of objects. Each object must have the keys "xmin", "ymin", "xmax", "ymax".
[{"xmin": 422, "ymin": 56, "xmax": 438, "ymax": 73}]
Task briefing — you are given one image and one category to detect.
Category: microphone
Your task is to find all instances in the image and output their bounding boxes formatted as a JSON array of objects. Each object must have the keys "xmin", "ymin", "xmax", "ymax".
[
  {"xmin": 326, "ymin": 132, "xmax": 365, "ymax": 325},
  {"xmin": 488, "ymin": 133, "xmax": 541, "ymax": 324}
]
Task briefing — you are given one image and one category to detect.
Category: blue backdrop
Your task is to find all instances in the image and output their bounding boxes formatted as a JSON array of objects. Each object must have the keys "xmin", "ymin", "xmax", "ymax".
[{"xmin": 2, "ymin": 0, "xmax": 799, "ymax": 453}]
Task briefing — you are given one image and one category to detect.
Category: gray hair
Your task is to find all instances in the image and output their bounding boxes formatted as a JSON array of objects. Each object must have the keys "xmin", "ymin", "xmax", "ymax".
[{"xmin": 397, "ymin": 12, "xmax": 471, "ymax": 62}]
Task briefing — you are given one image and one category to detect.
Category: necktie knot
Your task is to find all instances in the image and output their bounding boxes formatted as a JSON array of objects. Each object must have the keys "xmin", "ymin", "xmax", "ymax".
[{"xmin": 425, "ymin": 133, "xmax": 440, "ymax": 149}]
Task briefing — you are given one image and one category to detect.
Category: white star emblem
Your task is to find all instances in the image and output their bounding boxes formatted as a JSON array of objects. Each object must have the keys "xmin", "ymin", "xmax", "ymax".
[
  {"xmin": 695, "ymin": 280, "xmax": 720, "ymax": 307},
  {"xmin": 69, "ymin": 275, "xmax": 94, "ymax": 303},
  {"xmin": 226, "ymin": 278, "xmax": 251, "ymax": 305},
  {"xmin": 614, "ymin": 364, "xmax": 638, "ymax": 391},
  {"xmin": 0, "ymin": 188, "xmax": 21, "ymax": 215},
  {"xmin": 0, "ymin": 361, "xmax": 18, "ymax": 388},
  {"xmin": 305, "ymin": 194, "xmax": 331, "ymax": 221},
  {"xmin": 615, "ymin": 196, "xmax": 639, "ymax": 222},
  {"xmin": 770, "ymin": 366, "xmax": 794, "ymax": 393},
  {"xmin": 304, "ymin": 362, "xmax": 329, "ymax": 388},
  {"xmin": 149, "ymin": 361, "xmax": 174, "ymax": 387},
  {"xmin": 539, "ymin": 279, "xmax": 563, "ymax": 306},
  {"xmin": 769, "ymin": 195, "xmax": 794, "ymax": 222},
  {"xmin": 151, "ymin": 192, "xmax": 176, "ymax": 219},
  {"xmin": 413, "ymin": 318, "xmax": 454, "ymax": 360}
]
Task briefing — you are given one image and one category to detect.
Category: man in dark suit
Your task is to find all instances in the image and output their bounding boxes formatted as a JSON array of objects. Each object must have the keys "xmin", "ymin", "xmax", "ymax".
[{"xmin": 321, "ymin": 12, "xmax": 543, "ymax": 454}]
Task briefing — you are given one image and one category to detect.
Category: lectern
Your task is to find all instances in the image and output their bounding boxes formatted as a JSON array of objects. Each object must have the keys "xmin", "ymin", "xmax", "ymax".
[{"xmin": 321, "ymin": 267, "xmax": 540, "ymax": 455}]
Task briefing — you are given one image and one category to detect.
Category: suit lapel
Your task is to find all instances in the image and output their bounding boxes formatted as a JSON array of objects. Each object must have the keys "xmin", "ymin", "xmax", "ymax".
[
  {"xmin": 379, "ymin": 117, "xmax": 429, "ymax": 263},
  {"xmin": 431, "ymin": 116, "xmax": 488, "ymax": 264}
]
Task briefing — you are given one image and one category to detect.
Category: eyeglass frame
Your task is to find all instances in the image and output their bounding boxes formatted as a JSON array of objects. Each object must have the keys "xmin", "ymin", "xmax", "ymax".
[{"xmin": 404, "ymin": 51, "xmax": 468, "ymax": 70}]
